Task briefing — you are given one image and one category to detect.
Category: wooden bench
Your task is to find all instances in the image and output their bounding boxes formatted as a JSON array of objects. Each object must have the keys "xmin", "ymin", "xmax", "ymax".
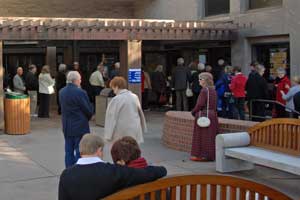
[
  {"xmin": 104, "ymin": 174, "xmax": 292, "ymax": 200},
  {"xmin": 216, "ymin": 118, "xmax": 300, "ymax": 175}
]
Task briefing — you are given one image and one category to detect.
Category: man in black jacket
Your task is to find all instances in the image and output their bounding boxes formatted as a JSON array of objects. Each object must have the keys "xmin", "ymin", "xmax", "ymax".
[
  {"xmin": 25, "ymin": 64, "xmax": 39, "ymax": 116},
  {"xmin": 58, "ymin": 134, "xmax": 167, "ymax": 200},
  {"xmin": 172, "ymin": 57, "xmax": 191, "ymax": 111}
]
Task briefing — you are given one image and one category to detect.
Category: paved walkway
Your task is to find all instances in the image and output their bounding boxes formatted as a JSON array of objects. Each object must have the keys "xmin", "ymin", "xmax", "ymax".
[{"xmin": 0, "ymin": 111, "xmax": 299, "ymax": 200}]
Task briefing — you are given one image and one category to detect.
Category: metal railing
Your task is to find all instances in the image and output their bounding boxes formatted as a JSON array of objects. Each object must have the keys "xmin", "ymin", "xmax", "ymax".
[{"xmin": 249, "ymin": 99, "xmax": 300, "ymax": 121}]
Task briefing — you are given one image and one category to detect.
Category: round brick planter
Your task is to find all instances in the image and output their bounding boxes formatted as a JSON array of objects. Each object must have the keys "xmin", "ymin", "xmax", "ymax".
[{"xmin": 162, "ymin": 111, "xmax": 258, "ymax": 152}]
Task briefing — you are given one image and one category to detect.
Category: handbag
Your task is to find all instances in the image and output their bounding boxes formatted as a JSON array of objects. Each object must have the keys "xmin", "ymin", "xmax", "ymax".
[
  {"xmin": 197, "ymin": 88, "xmax": 211, "ymax": 128},
  {"xmin": 159, "ymin": 93, "xmax": 167, "ymax": 105},
  {"xmin": 186, "ymin": 82, "xmax": 193, "ymax": 97}
]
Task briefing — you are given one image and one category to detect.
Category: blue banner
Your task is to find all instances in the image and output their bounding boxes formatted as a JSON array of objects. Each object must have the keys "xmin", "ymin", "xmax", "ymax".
[{"xmin": 128, "ymin": 68, "xmax": 141, "ymax": 84}]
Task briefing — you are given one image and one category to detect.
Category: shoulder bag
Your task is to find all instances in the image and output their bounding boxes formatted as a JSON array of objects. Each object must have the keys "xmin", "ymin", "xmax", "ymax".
[{"xmin": 197, "ymin": 88, "xmax": 211, "ymax": 127}]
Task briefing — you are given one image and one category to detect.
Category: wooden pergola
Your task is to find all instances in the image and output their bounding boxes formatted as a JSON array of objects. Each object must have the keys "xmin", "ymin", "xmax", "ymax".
[{"xmin": 0, "ymin": 17, "xmax": 237, "ymax": 128}]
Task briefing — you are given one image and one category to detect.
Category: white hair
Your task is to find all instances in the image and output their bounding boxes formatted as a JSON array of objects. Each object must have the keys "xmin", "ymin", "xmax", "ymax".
[
  {"xmin": 198, "ymin": 63, "xmax": 205, "ymax": 71},
  {"xmin": 115, "ymin": 62, "xmax": 120, "ymax": 69},
  {"xmin": 255, "ymin": 64, "xmax": 265, "ymax": 74},
  {"xmin": 277, "ymin": 67, "xmax": 286, "ymax": 75},
  {"xmin": 155, "ymin": 65, "xmax": 163, "ymax": 72},
  {"xmin": 177, "ymin": 58, "xmax": 184, "ymax": 65},
  {"xmin": 66, "ymin": 71, "xmax": 81, "ymax": 83},
  {"xmin": 58, "ymin": 64, "xmax": 67, "ymax": 72}
]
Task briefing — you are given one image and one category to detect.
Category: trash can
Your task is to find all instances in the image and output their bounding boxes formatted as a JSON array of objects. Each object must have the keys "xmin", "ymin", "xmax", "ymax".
[
  {"xmin": 4, "ymin": 92, "xmax": 30, "ymax": 135},
  {"xmin": 95, "ymin": 88, "xmax": 113, "ymax": 127}
]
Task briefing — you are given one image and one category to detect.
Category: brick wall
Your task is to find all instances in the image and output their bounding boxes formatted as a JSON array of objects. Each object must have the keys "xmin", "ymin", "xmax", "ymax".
[
  {"xmin": 162, "ymin": 111, "xmax": 258, "ymax": 152},
  {"xmin": 0, "ymin": 0, "xmax": 134, "ymax": 18}
]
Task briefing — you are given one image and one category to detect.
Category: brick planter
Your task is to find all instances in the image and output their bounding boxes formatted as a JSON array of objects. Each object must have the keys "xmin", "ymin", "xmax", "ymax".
[{"xmin": 162, "ymin": 111, "xmax": 258, "ymax": 153}]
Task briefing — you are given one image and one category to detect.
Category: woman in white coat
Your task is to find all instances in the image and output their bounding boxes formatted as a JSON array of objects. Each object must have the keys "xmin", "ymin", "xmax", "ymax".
[
  {"xmin": 38, "ymin": 65, "xmax": 55, "ymax": 118},
  {"xmin": 104, "ymin": 76, "xmax": 147, "ymax": 144}
]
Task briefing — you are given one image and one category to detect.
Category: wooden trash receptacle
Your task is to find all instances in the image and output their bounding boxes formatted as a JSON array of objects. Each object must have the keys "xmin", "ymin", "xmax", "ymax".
[{"xmin": 4, "ymin": 93, "xmax": 30, "ymax": 135}]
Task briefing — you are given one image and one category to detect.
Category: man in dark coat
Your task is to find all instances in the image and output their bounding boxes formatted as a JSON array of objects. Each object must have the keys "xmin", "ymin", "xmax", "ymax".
[
  {"xmin": 245, "ymin": 64, "xmax": 269, "ymax": 121},
  {"xmin": 25, "ymin": 64, "xmax": 39, "ymax": 116},
  {"xmin": 294, "ymin": 91, "xmax": 300, "ymax": 118},
  {"xmin": 59, "ymin": 71, "xmax": 94, "ymax": 168},
  {"xmin": 58, "ymin": 134, "xmax": 167, "ymax": 200},
  {"xmin": 171, "ymin": 57, "xmax": 191, "ymax": 111},
  {"xmin": 56, "ymin": 64, "xmax": 67, "ymax": 114}
]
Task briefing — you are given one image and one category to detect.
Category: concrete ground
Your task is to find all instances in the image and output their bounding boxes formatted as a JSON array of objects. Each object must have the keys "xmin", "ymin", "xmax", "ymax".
[{"xmin": 0, "ymin": 111, "xmax": 299, "ymax": 200}]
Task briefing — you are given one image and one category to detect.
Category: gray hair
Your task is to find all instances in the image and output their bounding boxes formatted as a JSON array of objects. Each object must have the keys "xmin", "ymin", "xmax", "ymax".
[
  {"xmin": 177, "ymin": 57, "xmax": 184, "ymax": 65},
  {"xmin": 114, "ymin": 62, "xmax": 120, "ymax": 69},
  {"xmin": 155, "ymin": 65, "xmax": 163, "ymax": 72},
  {"xmin": 276, "ymin": 67, "xmax": 286, "ymax": 75},
  {"xmin": 58, "ymin": 64, "xmax": 67, "ymax": 72},
  {"xmin": 255, "ymin": 64, "xmax": 265, "ymax": 74},
  {"xmin": 79, "ymin": 134, "xmax": 105, "ymax": 155},
  {"xmin": 66, "ymin": 71, "xmax": 81, "ymax": 83}
]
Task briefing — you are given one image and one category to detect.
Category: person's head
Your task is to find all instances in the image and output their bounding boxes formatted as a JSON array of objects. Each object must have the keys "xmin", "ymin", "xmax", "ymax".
[
  {"xmin": 79, "ymin": 134, "xmax": 105, "ymax": 159},
  {"xmin": 97, "ymin": 64, "xmax": 104, "ymax": 73},
  {"xmin": 177, "ymin": 57, "xmax": 184, "ymax": 66},
  {"xmin": 255, "ymin": 64, "xmax": 265, "ymax": 76},
  {"xmin": 41, "ymin": 65, "xmax": 50, "ymax": 74},
  {"xmin": 198, "ymin": 72, "xmax": 214, "ymax": 88},
  {"xmin": 28, "ymin": 64, "xmax": 37, "ymax": 74},
  {"xmin": 17, "ymin": 67, "xmax": 23, "ymax": 76},
  {"xmin": 250, "ymin": 61, "xmax": 258, "ymax": 71},
  {"xmin": 233, "ymin": 66, "xmax": 242, "ymax": 74},
  {"xmin": 73, "ymin": 62, "xmax": 80, "ymax": 70},
  {"xmin": 224, "ymin": 65, "xmax": 233, "ymax": 74},
  {"xmin": 198, "ymin": 63, "xmax": 205, "ymax": 71},
  {"xmin": 58, "ymin": 64, "xmax": 67, "ymax": 73},
  {"xmin": 109, "ymin": 76, "xmax": 127, "ymax": 94},
  {"xmin": 205, "ymin": 65, "xmax": 212, "ymax": 73},
  {"xmin": 218, "ymin": 59, "xmax": 225, "ymax": 66},
  {"xmin": 291, "ymin": 76, "xmax": 300, "ymax": 86},
  {"xmin": 276, "ymin": 67, "xmax": 286, "ymax": 79},
  {"xmin": 155, "ymin": 65, "xmax": 163, "ymax": 72},
  {"xmin": 66, "ymin": 71, "xmax": 81, "ymax": 87},
  {"xmin": 114, "ymin": 62, "xmax": 120, "ymax": 69},
  {"xmin": 111, "ymin": 136, "xmax": 141, "ymax": 165}
]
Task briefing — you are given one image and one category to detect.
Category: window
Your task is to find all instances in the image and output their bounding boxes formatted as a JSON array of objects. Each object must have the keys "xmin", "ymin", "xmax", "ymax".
[
  {"xmin": 205, "ymin": 0, "xmax": 229, "ymax": 17},
  {"xmin": 249, "ymin": 0, "xmax": 282, "ymax": 9}
]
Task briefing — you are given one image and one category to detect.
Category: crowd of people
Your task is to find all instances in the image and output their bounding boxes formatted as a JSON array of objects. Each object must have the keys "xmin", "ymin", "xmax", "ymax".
[
  {"xmin": 3, "ymin": 56, "xmax": 300, "ymax": 200},
  {"xmin": 140, "ymin": 58, "xmax": 300, "ymax": 121}
]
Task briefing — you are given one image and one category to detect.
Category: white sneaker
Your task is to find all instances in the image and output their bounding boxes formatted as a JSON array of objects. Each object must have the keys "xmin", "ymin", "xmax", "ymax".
[{"xmin": 31, "ymin": 114, "xmax": 38, "ymax": 117}]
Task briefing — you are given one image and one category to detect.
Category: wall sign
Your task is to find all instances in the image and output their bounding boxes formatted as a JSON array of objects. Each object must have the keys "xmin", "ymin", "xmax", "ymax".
[{"xmin": 128, "ymin": 68, "xmax": 141, "ymax": 84}]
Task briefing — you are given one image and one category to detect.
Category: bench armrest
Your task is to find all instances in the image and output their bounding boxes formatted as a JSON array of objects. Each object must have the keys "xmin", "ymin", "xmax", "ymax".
[{"xmin": 216, "ymin": 132, "xmax": 250, "ymax": 148}]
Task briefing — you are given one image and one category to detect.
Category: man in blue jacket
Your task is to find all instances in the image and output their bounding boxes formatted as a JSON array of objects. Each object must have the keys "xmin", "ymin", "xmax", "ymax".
[{"xmin": 59, "ymin": 71, "xmax": 94, "ymax": 168}]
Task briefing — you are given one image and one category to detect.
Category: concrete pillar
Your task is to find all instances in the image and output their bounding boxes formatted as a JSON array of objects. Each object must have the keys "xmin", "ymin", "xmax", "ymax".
[
  {"xmin": 46, "ymin": 46, "xmax": 57, "ymax": 76},
  {"xmin": 119, "ymin": 40, "xmax": 142, "ymax": 100},
  {"xmin": 197, "ymin": 0, "xmax": 205, "ymax": 18},
  {"xmin": 0, "ymin": 41, "xmax": 3, "ymax": 130},
  {"xmin": 231, "ymin": 37, "xmax": 252, "ymax": 75},
  {"xmin": 290, "ymin": 34, "xmax": 300, "ymax": 76}
]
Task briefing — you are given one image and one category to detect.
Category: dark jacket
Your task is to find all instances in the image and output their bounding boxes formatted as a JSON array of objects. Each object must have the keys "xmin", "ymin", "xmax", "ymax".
[
  {"xmin": 58, "ymin": 162, "xmax": 167, "ymax": 200},
  {"xmin": 171, "ymin": 65, "xmax": 191, "ymax": 90},
  {"xmin": 151, "ymin": 71, "xmax": 166, "ymax": 93},
  {"xmin": 56, "ymin": 71, "xmax": 67, "ymax": 91},
  {"xmin": 294, "ymin": 91, "xmax": 300, "ymax": 114},
  {"xmin": 59, "ymin": 83, "xmax": 93, "ymax": 137},
  {"xmin": 246, "ymin": 72, "xmax": 269, "ymax": 100},
  {"xmin": 25, "ymin": 71, "xmax": 38, "ymax": 91}
]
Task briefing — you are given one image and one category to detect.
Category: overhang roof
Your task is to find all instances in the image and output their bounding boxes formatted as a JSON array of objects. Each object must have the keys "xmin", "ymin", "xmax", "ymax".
[{"xmin": 0, "ymin": 17, "xmax": 237, "ymax": 41}]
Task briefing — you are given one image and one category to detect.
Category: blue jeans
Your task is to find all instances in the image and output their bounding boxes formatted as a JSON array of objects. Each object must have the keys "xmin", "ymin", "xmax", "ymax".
[{"xmin": 64, "ymin": 136, "xmax": 83, "ymax": 168}]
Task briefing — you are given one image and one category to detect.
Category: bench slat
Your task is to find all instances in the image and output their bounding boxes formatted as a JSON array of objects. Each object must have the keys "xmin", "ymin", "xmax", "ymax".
[
  {"xmin": 225, "ymin": 146, "xmax": 300, "ymax": 175},
  {"xmin": 201, "ymin": 184, "xmax": 207, "ymax": 200},
  {"xmin": 190, "ymin": 184, "xmax": 197, "ymax": 200}
]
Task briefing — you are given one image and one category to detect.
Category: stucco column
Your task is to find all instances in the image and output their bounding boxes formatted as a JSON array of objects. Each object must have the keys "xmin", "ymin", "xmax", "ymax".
[
  {"xmin": 119, "ymin": 40, "xmax": 142, "ymax": 100},
  {"xmin": 0, "ymin": 41, "xmax": 4, "ymax": 130},
  {"xmin": 231, "ymin": 37, "xmax": 252, "ymax": 75},
  {"xmin": 46, "ymin": 46, "xmax": 57, "ymax": 76}
]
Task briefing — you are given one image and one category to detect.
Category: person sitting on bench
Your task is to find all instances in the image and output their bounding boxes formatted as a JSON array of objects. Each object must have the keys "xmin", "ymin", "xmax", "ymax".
[{"xmin": 58, "ymin": 134, "xmax": 167, "ymax": 200}]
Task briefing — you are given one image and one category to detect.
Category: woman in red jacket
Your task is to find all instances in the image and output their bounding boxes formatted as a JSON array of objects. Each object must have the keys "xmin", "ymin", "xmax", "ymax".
[{"xmin": 274, "ymin": 67, "xmax": 291, "ymax": 117}]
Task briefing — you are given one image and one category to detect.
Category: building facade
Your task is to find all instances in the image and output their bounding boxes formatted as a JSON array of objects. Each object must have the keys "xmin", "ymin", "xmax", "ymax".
[{"xmin": 137, "ymin": 0, "xmax": 300, "ymax": 76}]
